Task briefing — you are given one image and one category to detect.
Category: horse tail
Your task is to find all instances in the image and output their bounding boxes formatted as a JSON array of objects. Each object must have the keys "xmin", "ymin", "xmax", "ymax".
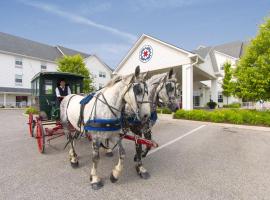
[{"xmin": 60, "ymin": 94, "xmax": 73, "ymax": 124}]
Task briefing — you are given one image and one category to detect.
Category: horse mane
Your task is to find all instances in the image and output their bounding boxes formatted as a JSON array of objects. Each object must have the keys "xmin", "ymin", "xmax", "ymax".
[
  {"xmin": 147, "ymin": 73, "xmax": 167, "ymax": 86},
  {"xmin": 105, "ymin": 74, "xmax": 133, "ymax": 88}
]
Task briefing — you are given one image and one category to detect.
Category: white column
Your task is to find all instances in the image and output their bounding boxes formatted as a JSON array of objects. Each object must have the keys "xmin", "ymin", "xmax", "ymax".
[
  {"xmin": 211, "ymin": 79, "xmax": 218, "ymax": 103},
  {"xmin": 182, "ymin": 64, "xmax": 193, "ymax": 110},
  {"xmin": 3, "ymin": 93, "xmax": 6, "ymax": 107}
]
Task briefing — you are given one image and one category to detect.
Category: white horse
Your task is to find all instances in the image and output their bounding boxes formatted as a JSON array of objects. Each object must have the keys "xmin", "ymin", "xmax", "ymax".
[
  {"xmin": 115, "ymin": 69, "xmax": 179, "ymax": 178},
  {"xmin": 60, "ymin": 66, "xmax": 150, "ymax": 190}
]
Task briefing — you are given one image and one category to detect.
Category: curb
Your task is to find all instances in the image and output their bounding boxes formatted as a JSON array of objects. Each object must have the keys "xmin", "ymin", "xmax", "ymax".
[{"xmin": 157, "ymin": 114, "xmax": 270, "ymax": 132}]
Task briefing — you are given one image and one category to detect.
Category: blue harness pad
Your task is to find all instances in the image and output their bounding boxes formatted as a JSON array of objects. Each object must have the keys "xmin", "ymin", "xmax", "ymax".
[
  {"xmin": 80, "ymin": 93, "xmax": 96, "ymax": 105},
  {"xmin": 84, "ymin": 118, "xmax": 121, "ymax": 131},
  {"xmin": 150, "ymin": 111, "xmax": 158, "ymax": 123}
]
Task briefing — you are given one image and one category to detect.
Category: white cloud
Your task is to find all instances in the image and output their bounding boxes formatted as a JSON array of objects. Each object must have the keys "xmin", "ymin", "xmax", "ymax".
[
  {"xmin": 128, "ymin": 0, "xmax": 210, "ymax": 10},
  {"xmin": 78, "ymin": 2, "xmax": 111, "ymax": 16},
  {"xmin": 19, "ymin": 0, "xmax": 137, "ymax": 43}
]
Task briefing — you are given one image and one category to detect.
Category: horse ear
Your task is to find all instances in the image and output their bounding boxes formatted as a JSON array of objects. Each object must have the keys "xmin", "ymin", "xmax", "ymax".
[
  {"xmin": 135, "ymin": 65, "xmax": 140, "ymax": 78},
  {"xmin": 168, "ymin": 68, "xmax": 173, "ymax": 79},
  {"xmin": 142, "ymin": 71, "xmax": 149, "ymax": 81}
]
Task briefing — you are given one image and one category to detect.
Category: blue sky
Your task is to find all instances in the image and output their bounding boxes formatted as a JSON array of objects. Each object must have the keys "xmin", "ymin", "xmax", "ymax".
[{"xmin": 0, "ymin": 0, "xmax": 269, "ymax": 68}]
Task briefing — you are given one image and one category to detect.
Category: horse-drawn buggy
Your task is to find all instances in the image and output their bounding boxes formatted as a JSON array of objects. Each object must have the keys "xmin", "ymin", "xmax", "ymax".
[
  {"xmin": 26, "ymin": 67, "xmax": 178, "ymax": 190},
  {"xmin": 27, "ymin": 71, "xmax": 84, "ymax": 153}
]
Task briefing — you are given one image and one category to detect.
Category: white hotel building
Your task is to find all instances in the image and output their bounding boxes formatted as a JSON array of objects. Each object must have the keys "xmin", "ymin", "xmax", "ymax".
[
  {"xmin": 0, "ymin": 32, "xmax": 112, "ymax": 107},
  {"xmin": 114, "ymin": 34, "xmax": 245, "ymax": 110}
]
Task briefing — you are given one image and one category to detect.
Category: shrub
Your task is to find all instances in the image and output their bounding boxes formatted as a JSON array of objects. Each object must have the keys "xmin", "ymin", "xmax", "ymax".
[
  {"xmin": 25, "ymin": 107, "xmax": 39, "ymax": 115},
  {"xmin": 156, "ymin": 107, "xmax": 173, "ymax": 114},
  {"xmin": 162, "ymin": 107, "xmax": 172, "ymax": 114},
  {"xmin": 207, "ymin": 101, "xmax": 217, "ymax": 109},
  {"xmin": 0, "ymin": 105, "xmax": 5, "ymax": 108},
  {"xmin": 223, "ymin": 103, "xmax": 241, "ymax": 108},
  {"xmin": 173, "ymin": 109, "xmax": 270, "ymax": 127}
]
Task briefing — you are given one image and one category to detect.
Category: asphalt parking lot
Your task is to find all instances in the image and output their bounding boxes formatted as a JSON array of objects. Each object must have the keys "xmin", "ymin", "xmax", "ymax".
[{"xmin": 1, "ymin": 110, "xmax": 270, "ymax": 200}]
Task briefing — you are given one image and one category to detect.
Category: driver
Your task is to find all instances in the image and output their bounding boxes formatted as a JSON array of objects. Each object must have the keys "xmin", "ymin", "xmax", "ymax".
[{"xmin": 55, "ymin": 79, "xmax": 71, "ymax": 105}]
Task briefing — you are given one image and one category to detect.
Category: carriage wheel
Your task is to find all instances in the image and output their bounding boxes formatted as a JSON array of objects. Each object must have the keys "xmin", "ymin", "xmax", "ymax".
[
  {"xmin": 28, "ymin": 113, "xmax": 36, "ymax": 137},
  {"xmin": 36, "ymin": 121, "xmax": 45, "ymax": 153}
]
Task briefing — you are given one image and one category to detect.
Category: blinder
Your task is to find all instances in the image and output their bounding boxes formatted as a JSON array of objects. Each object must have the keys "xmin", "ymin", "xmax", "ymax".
[{"xmin": 133, "ymin": 82, "xmax": 148, "ymax": 96}]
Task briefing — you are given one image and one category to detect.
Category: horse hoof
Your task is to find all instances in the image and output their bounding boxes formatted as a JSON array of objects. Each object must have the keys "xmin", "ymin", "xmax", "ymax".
[
  {"xmin": 140, "ymin": 171, "xmax": 150, "ymax": 179},
  {"xmin": 70, "ymin": 161, "xmax": 79, "ymax": 168},
  {"xmin": 91, "ymin": 181, "xmax": 103, "ymax": 190},
  {"xmin": 110, "ymin": 173, "xmax": 118, "ymax": 183},
  {"xmin": 105, "ymin": 151, "xmax": 113, "ymax": 157},
  {"xmin": 136, "ymin": 165, "xmax": 150, "ymax": 179}
]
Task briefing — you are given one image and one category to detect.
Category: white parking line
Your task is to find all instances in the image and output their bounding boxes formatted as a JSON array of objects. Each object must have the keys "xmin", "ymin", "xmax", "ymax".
[{"xmin": 148, "ymin": 125, "xmax": 207, "ymax": 156}]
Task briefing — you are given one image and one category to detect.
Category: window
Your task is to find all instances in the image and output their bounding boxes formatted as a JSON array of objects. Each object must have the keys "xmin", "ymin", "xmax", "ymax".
[
  {"xmin": 15, "ymin": 57, "xmax": 23, "ymax": 67},
  {"xmin": 36, "ymin": 79, "xmax": 40, "ymax": 95},
  {"xmin": 44, "ymin": 80, "xmax": 53, "ymax": 95},
  {"xmin": 194, "ymin": 96, "xmax": 200, "ymax": 107},
  {"xmin": 220, "ymin": 64, "xmax": 224, "ymax": 70},
  {"xmin": 218, "ymin": 92, "xmax": 223, "ymax": 103},
  {"xmin": 41, "ymin": 62, "xmax": 47, "ymax": 71},
  {"xmin": 15, "ymin": 75, "xmax": 22, "ymax": 85},
  {"xmin": 99, "ymin": 71, "xmax": 106, "ymax": 78},
  {"xmin": 99, "ymin": 83, "xmax": 103, "ymax": 90},
  {"xmin": 76, "ymin": 83, "xmax": 81, "ymax": 94}
]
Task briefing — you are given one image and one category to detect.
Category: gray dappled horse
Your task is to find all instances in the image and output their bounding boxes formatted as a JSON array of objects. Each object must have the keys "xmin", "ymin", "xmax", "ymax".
[
  {"xmin": 60, "ymin": 66, "xmax": 150, "ymax": 190},
  {"xmin": 107, "ymin": 69, "xmax": 178, "ymax": 179}
]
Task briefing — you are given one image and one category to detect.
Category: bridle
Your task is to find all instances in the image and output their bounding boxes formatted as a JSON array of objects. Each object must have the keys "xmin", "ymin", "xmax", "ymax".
[
  {"xmin": 154, "ymin": 76, "xmax": 177, "ymax": 107},
  {"xmin": 125, "ymin": 80, "xmax": 151, "ymax": 120}
]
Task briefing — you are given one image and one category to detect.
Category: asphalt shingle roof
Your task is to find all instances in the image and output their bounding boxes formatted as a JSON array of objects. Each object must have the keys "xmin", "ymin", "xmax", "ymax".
[
  {"xmin": 193, "ymin": 41, "xmax": 249, "ymax": 73},
  {"xmin": 0, "ymin": 32, "xmax": 90, "ymax": 62}
]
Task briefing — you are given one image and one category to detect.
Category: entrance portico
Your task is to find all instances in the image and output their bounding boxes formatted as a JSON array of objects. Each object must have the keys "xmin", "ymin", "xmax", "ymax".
[{"xmin": 113, "ymin": 34, "xmax": 217, "ymax": 110}]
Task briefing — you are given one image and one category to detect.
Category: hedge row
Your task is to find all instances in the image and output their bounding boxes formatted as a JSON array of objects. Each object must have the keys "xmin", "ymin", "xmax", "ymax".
[
  {"xmin": 223, "ymin": 103, "xmax": 241, "ymax": 108},
  {"xmin": 156, "ymin": 107, "xmax": 173, "ymax": 114},
  {"xmin": 173, "ymin": 109, "xmax": 270, "ymax": 126}
]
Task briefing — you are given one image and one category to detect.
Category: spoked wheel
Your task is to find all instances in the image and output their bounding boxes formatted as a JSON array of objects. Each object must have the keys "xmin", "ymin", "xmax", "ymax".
[
  {"xmin": 28, "ymin": 113, "xmax": 36, "ymax": 137},
  {"xmin": 36, "ymin": 120, "xmax": 45, "ymax": 153}
]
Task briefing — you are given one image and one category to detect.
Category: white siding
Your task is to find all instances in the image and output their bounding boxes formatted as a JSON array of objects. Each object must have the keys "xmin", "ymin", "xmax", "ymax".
[
  {"xmin": 116, "ymin": 37, "xmax": 191, "ymax": 76},
  {"xmin": 84, "ymin": 55, "xmax": 112, "ymax": 90},
  {"xmin": 0, "ymin": 52, "xmax": 57, "ymax": 89}
]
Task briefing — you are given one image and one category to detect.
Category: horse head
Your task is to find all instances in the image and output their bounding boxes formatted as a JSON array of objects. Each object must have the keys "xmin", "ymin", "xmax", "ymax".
[
  {"xmin": 122, "ymin": 66, "xmax": 151, "ymax": 122},
  {"xmin": 156, "ymin": 69, "xmax": 179, "ymax": 112}
]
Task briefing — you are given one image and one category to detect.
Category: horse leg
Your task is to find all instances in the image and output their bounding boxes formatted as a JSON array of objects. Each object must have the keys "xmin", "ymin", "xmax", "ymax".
[
  {"xmin": 134, "ymin": 131, "xmax": 150, "ymax": 179},
  {"xmin": 142, "ymin": 129, "xmax": 152, "ymax": 158},
  {"xmin": 62, "ymin": 121, "xmax": 79, "ymax": 168},
  {"xmin": 110, "ymin": 140, "xmax": 125, "ymax": 183},
  {"xmin": 69, "ymin": 134, "xmax": 79, "ymax": 168},
  {"xmin": 105, "ymin": 138, "xmax": 113, "ymax": 157},
  {"xmin": 90, "ymin": 137, "xmax": 103, "ymax": 190}
]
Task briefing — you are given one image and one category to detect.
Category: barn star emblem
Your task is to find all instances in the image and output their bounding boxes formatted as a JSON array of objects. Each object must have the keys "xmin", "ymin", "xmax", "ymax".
[{"xmin": 139, "ymin": 45, "xmax": 153, "ymax": 63}]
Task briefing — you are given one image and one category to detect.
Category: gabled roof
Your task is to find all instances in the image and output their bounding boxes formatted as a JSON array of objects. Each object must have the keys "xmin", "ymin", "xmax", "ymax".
[
  {"xmin": 114, "ymin": 34, "xmax": 199, "ymax": 74},
  {"xmin": 0, "ymin": 32, "xmax": 90, "ymax": 62},
  {"xmin": 56, "ymin": 45, "xmax": 90, "ymax": 58},
  {"xmin": 193, "ymin": 41, "xmax": 249, "ymax": 73}
]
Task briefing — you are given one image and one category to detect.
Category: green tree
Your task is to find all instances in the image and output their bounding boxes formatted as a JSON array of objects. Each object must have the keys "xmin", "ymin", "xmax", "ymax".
[
  {"xmin": 222, "ymin": 62, "xmax": 233, "ymax": 105},
  {"xmin": 234, "ymin": 17, "xmax": 270, "ymax": 101},
  {"xmin": 57, "ymin": 55, "xmax": 93, "ymax": 93}
]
